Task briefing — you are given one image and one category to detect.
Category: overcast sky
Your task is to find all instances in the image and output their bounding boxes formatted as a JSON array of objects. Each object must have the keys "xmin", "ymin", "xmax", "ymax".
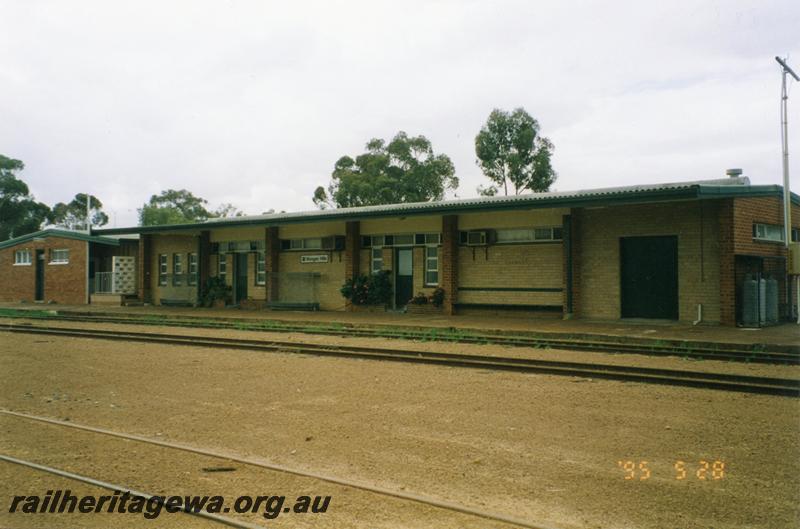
[{"xmin": 2, "ymin": 0, "xmax": 798, "ymax": 228}]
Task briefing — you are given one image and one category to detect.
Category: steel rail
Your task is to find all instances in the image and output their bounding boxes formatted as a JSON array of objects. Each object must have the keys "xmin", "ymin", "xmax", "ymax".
[
  {"xmin": 0, "ymin": 453, "xmax": 267, "ymax": 529},
  {"xmin": 4, "ymin": 312, "xmax": 797, "ymax": 364},
  {"xmin": 0, "ymin": 410, "xmax": 559, "ymax": 529},
  {"xmin": 3, "ymin": 323, "xmax": 799, "ymax": 396}
]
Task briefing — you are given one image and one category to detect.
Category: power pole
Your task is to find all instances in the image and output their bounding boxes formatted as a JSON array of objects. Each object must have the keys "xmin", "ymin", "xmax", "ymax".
[{"xmin": 775, "ymin": 56, "xmax": 799, "ymax": 323}]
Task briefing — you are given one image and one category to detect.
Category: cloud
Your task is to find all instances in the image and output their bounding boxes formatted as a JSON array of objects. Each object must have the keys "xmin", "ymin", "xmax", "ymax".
[{"xmin": 0, "ymin": 0, "xmax": 798, "ymax": 228}]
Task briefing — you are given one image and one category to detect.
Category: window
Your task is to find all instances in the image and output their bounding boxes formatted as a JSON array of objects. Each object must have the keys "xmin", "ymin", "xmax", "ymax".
[
  {"xmin": 793, "ymin": 227, "xmax": 799, "ymax": 243},
  {"xmin": 425, "ymin": 246, "xmax": 439, "ymax": 285},
  {"xmin": 14, "ymin": 249, "xmax": 31, "ymax": 265},
  {"xmin": 158, "ymin": 254, "xmax": 168, "ymax": 286},
  {"xmin": 50, "ymin": 249, "xmax": 69, "ymax": 264},
  {"xmin": 172, "ymin": 254, "xmax": 183, "ymax": 286},
  {"xmin": 188, "ymin": 253, "xmax": 198, "ymax": 286},
  {"xmin": 256, "ymin": 251, "xmax": 266, "ymax": 285},
  {"xmin": 282, "ymin": 238, "xmax": 323, "ymax": 250},
  {"xmin": 415, "ymin": 233, "xmax": 441, "ymax": 245},
  {"xmin": 494, "ymin": 227, "xmax": 563, "ymax": 244},
  {"xmin": 371, "ymin": 247, "xmax": 383, "ymax": 274},
  {"xmin": 218, "ymin": 254, "xmax": 227, "ymax": 280},
  {"xmin": 393, "ymin": 234, "xmax": 414, "ymax": 246},
  {"xmin": 497, "ymin": 228, "xmax": 535, "ymax": 243},
  {"xmin": 753, "ymin": 223, "xmax": 785, "ymax": 243}
]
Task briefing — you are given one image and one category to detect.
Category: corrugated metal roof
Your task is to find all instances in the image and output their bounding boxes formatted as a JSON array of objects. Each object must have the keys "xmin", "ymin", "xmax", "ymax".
[
  {"xmin": 0, "ymin": 228, "xmax": 122, "ymax": 250},
  {"xmin": 93, "ymin": 176, "xmax": 797, "ymax": 235},
  {"xmin": 209, "ymin": 176, "xmax": 753, "ymax": 225}
]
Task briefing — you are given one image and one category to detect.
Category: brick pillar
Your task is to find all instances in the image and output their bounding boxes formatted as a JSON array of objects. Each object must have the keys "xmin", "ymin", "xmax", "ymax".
[
  {"xmin": 138, "ymin": 233, "xmax": 152, "ymax": 303},
  {"xmin": 562, "ymin": 213, "xmax": 574, "ymax": 318},
  {"xmin": 198, "ymin": 231, "xmax": 210, "ymax": 297},
  {"xmin": 344, "ymin": 221, "xmax": 360, "ymax": 311},
  {"xmin": 718, "ymin": 199, "xmax": 736, "ymax": 325},
  {"xmin": 441, "ymin": 215, "xmax": 459, "ymax": 315},
  {"xmin": 266, "ymin": 227, "xmax": 280, "ymax": 303}
]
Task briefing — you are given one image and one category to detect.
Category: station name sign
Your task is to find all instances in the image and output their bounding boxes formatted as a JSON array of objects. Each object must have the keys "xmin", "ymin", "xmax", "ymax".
[{"xmin": 300, "ymin": 255, "xmax": 329, "ymax": 264}]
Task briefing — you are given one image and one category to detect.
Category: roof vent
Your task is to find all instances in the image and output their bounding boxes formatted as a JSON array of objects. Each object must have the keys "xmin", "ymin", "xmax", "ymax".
[{"xmin": 726, "ymin": 168, "xmax": 743, "ymax": 178}]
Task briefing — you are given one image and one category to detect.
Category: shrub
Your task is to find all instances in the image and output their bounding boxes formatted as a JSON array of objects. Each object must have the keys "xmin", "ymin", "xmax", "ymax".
[
  {"xmin": 340, "ymin": 271, "xmax": 392, "ymax": 306},
  {"xmin": 200, "ymin": 276, "xmax": 232, "ymax": 307}
]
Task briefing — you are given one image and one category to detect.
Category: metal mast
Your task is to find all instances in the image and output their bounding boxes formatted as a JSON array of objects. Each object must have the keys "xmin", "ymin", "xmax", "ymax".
[{"xmin": 775, "ymin": 56, "xmax": 799, "ymax": 323}]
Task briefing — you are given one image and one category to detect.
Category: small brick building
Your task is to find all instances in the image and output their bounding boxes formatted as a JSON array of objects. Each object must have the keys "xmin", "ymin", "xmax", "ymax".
[{"xmin": 0, "ymin": 229, "xmax": 136, "ymax": 305}]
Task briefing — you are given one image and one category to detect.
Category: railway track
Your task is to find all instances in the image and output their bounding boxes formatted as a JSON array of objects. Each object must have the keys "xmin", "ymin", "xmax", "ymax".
[
  {"xmin": 3, "ymin": 322, "xmax": 799, "ymax": 397},
  {"xmin": 0, "ymin": 410, "xmax": 555, "ymax": 529},
  {"xmin": 2, "ymin": 311, "xmax": 798, "ymax": 364},
  {"xmin": 0, "ymin": 453, "xmax": 266, "ymax": 529}
]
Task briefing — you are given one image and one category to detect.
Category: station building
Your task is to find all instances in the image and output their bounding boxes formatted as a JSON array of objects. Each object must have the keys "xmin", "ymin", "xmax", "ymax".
[{"xmin": 1, "ymin": 176, "xmax": 798, "ymax": 326}]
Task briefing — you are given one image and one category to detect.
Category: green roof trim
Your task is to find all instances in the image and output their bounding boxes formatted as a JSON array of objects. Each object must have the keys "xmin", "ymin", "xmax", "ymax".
[
  {"xmin": 93, "ymin": 177, "xmax": 800, "ymax": 236},
  {"xmin": 0, "ymin": 229, "xmax": 121, "ymax": 250}
]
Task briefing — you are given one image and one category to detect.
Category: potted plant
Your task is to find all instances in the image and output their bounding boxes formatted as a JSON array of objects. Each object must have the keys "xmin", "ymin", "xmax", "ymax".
[
  {"xmin": 406, "ymin": 288, "xmax": 445, "ymax": 314},
  {"xmin": 200, "ymin": 276, "xmax": 232, "ymax": 308}
]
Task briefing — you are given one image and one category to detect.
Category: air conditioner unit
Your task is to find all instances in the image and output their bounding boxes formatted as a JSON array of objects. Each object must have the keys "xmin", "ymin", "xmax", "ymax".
[{"xmin": 466, "ymin": 230, "xmax": 493, "ymax": 246}]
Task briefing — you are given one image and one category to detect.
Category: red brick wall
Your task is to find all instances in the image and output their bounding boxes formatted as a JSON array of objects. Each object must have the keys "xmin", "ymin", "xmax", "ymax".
[
  {"xmin": 344, "ymin": 221, "xmax": 360, "ymax": 311},
  {"xmin": 441, "ymin": 215, "xmax": 458, "ymax": 315},
  {"xmin": 721, "ymin": 196, "xmax": 800, "ymax": 324},
  {"xmin": 0, "ymin": 237, "xmax": 88, "ymax": 304},
  {"xmin": 732, "ymin": 197, "xmax": 795, "ymax": 256},
  {"xmin": 718, "ymin": 199, "xmax": 736, "ymax": 325}
]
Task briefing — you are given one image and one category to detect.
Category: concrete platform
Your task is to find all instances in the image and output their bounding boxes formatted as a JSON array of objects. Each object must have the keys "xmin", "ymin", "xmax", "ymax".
[{"xmin": 2, "ymin": 302, "xmax": 798, "ymax": 351}]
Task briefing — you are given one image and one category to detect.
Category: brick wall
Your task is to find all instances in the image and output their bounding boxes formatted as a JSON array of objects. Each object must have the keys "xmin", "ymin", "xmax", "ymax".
[
  {"xmin": 149, "ymin": 234, "xmax": 199, "ymax": 305},
  {"xmin": 457, "ymin": 243, "xmax": 562, "ymax": 306},
  {"xmin": 577, "ymin": 200, "xmax": 722, "ymax": 323},
  {"xmin": 0, "ymin": 237, "xmax": 88, "ymax": 304},
  {"xmin": 279, "ymin": 249, "xmax": 346, "ymax": 310}
]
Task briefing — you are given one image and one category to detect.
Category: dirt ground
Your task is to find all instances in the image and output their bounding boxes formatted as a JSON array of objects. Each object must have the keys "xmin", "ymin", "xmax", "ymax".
[{"xmin": 1, "ymin": 330, "xmax": 798, "ymax": 529}]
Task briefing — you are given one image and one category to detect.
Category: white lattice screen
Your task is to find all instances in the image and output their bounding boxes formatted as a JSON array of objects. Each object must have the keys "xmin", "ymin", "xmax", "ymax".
[{"xmin": 112, "ymin": 256, "xmax": 136, "ymax": 294}]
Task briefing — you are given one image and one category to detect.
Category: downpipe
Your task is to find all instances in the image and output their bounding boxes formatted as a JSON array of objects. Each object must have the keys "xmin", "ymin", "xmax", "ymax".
[{"xmin": 692, "ymin": 304, "xmax": 703, "ymax": 326}]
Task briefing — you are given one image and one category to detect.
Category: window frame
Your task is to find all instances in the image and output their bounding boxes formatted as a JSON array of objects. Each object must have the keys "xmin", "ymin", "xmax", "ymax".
[
  {"xmin": 255, "ymin": 251, "xmax": 266, "ymax": 286},
  {"xmin": 218, "ymin": 254, "xmax": 227, "ymax": 280},
  {"xmin": 424, "ymin": 246, "xmax": 439, "ymax": 286},
  {"xmin": 187, "ymin": 253, "xmax": 198, "ymax": 286},
  {"xmin": 13, "ymin": 249, "xmax": 32, "ymax": 266},
  {"xmin": 172, "ymin": 254, "xmax": 183, "ymax": 286},
  {"xmin": 158, "ymin": 254, "xmax": 168, "ymax": 286},
  {"xmin": 371, "ymin": 247, "xmax": 383, "ymax": 274},
  {"xmin": 753, "ymin": 223, "xmax": 785, "ymax": 243},
  {"xmin": 49, "ymin": 248, "xmax": 70, "ymax": 264}
]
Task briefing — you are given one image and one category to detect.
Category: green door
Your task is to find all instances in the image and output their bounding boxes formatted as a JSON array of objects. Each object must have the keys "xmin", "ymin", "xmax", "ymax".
[
  {"xmin": 234, "ymin": 253, "xmax": 248, "ymax": 304},
  {"xmin": 620, "ymin": 236, "xmax": 678, "ymax": 319},
  {"xmin": 395, "ymin": 248, "xmax": 413, "ymax": 308}
]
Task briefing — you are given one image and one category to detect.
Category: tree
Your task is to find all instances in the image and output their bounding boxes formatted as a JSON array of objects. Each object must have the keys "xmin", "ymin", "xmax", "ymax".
[
  {"xmin": 313, "ymin": 132, "xmax": 458, "ymax": 209},
  {"xmin": 138, "ymin": 189, "xmax": 213, "ymax": 226},
  {"xmin": 0, "ymin": 155, "xmax": 51, "ymax": 241},
  {"xmin": 475, "ymin": 108, "xmax": 556, "ymax": 195},
  {"xmin": 50, "ymin": 194, "xmax": 109, "ymax": 230},
  {"xmin": 213, "ymin": 203, "xmax": 244, "ymax": 218}
]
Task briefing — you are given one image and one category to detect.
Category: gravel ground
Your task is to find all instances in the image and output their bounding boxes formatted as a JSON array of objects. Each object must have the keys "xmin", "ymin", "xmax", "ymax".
[{"xmin": 1, "ymin": 331, "xmax": 798, "ymax": 529}]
